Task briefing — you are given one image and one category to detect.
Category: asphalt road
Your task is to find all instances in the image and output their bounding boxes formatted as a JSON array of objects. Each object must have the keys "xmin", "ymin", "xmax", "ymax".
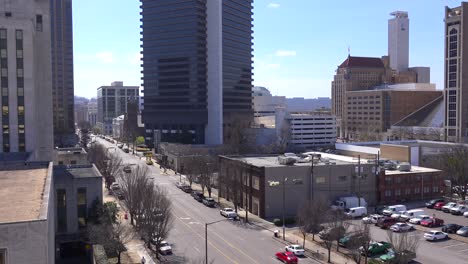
[{"xmin": 97, "ymin": 138, "xmax": 319, "ymax": 264}]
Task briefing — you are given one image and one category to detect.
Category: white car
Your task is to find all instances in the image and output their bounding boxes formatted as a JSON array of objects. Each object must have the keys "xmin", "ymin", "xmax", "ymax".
[
  {"xmin": 391, "ymin": 211, "xmax": 405, "ymax": 219},
  {"xmin": 464, "ymin": 211, "xmax": 468, "ymax": 217},
  {"xmin": 285, "ymin": 244, "xmax": 305, "ymax": 256},
  {"xmin": 362, "ymin": 214, "xmax": 384, "ymax": 224},
  {"xmin": 220, "ymin": 208, "xmax": 237, "ymax": 218},
  {"xmin": 442, "ymin": 202, "xmax": 457, "ymax": 213},
  {"xmin": 409, "ymin": 215, "xmax": 431, "ymax": 224},
  {"xmin": 424, "ymin": 230, "xmax": 448, "ymax": 241},
  {"xmin": 390, "ymin": 222, "xmax": 414, "ymax": 232},
  {"xmin": 159, "ymin": 241, "xmax": 172, "ymax": 255}
]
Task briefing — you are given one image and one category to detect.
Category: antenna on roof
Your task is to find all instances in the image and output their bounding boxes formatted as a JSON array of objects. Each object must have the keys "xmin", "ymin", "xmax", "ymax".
[{"xmin": 348, "ymin": 45, "xmax": 351, "ymax": 56}]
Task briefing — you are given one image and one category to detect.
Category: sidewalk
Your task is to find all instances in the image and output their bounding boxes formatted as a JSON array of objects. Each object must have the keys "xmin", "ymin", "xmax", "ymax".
[
  {"xmin": 103, "ymin": 186, "xmax": 156, "ymax": 264},
  {"xmin": 155, "ymin": 164, "xmax": 353, "ymax": 264}
]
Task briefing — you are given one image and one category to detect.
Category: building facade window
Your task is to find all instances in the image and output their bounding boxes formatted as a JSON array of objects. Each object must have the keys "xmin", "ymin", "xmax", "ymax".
[
  {"xmin": 395, "ymin": 189, "xmax": 401, "ymax": 196},
  {"xmin": 56, "ymin": 189, "xmax": 67, "ymax": 233},
  {"xmin": 424, "ymin": 186, "xmax": 430, "ymax": 193},
  {"xmin": 384, "ymin": 190, "xmax": 392, "ymax": 197},
  {"xmin": 316, "ymin": 177, "xmax": 325, "ymax": 184},
  {"xmin": 16, "ymin": 30, "xmax": 25, "ymax": 151},
  {"xmin": 414, "ymin": 187, "xmax": 420, "ymax": 194},
  {"xmin": 77, "ymin": 188, "xmax": 87, "ymax": 228}
]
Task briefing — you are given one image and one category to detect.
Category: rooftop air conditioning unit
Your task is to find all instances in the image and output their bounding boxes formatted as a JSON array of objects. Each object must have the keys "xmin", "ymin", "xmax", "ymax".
[
  {"xmin": 397, "ymin": 162, "xmax": 411, "ymax": 172},
  {"xmin": 278, "ymin": 155, "xmax": 296, "ymax": 165}
]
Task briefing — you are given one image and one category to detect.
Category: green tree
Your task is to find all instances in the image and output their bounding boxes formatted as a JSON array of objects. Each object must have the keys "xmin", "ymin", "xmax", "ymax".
[{"xmin": 135, "ymin": 136, "xmax": 145, "ymax": 146}]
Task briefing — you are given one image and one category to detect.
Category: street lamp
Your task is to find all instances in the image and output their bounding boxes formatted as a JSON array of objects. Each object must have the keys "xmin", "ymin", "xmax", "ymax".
[
  {"xmin": 205, "ymin": 218, "xmax": 229, "ymax": 264},
  {"xmin": 268, "ymin": 176, "xmax": 302, "ymax": 240}
]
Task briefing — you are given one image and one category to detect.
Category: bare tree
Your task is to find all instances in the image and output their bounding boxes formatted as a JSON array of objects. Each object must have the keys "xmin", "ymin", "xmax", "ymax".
[
  {"xmin": 439, "ymin": 145, "xmax": 468, "ymax": 200},
  {"xmin": 321, "ymin": 209, "xmax": 348, "ymax": 263},
  {"xmin": 138, "ymin": 185, "xmax": 173, "ymax": 260},
  {"xmin": 346, "ymin": 222, "xmax": 372, "ymax": 264},
  {"xmin": 386, "ymin": 230, "xmax": 420, "ymax": 264},
  {"xmin": 87, "ymin": 206, "xmax": 133, "ymax": 264},
  {"xmin": 103, "ymin": 153, "xmax": 123, "ymax": 189},
  {"xmin": 309, "ymin": 197, "xmax": 329, "ymax": 241},
  {"xmin": 118, "ymin": 165, "xmax": 150, "ymax": 225},
  {"xmin": 198, "ymin": 156, "xmax": 218, "ymax": 198},
  {"xmin": 297, "ymin": 201, "xmax": 313, "ymax": 248}
]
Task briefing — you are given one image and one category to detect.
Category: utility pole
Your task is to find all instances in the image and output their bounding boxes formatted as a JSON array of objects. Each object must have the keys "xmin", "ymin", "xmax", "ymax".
[
  {"xmin": 282, "ymin": 175, "xmax": 286, "ymax": 240},
  {"xmin": 309, "ymin": 155, "xmax": 314, "ymax": 201},
  {"xmin": 358, "ymin": 155, "xmax": 361, "ymax": 207},
  {"xmin": 205, "ymin": 223, "xmax": 208, "ymax": 264}
]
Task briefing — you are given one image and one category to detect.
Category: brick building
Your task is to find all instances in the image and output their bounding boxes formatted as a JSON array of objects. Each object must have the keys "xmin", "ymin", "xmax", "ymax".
[{"xmin": 377, "ymin": 166, "xmax": 444, "ymax": 204}]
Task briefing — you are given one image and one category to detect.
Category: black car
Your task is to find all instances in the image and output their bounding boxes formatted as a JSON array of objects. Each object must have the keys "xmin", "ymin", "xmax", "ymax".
[
  {"xmin": 192, "ymin": 191, "xmax": 204, "ymax": 202},
  {"xmin": 426, "ymin": 198, "xmax": 444, "ymax": 208},
  {"xmin": 442, "ymin": 224, "xmax": 463, "ymax": 234},
  {"xmin": 181, "ymin": 185, "xmax": 192, "ymax": 193}
]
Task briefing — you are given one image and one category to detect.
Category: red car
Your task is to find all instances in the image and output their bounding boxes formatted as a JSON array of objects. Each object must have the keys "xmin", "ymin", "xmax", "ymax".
[
  {"xmin": 275, "ymin": 251, "xmax": 298, "ymax": 264},
  {"xmin": 434, "ymin": 202, "xmax": 445, "ymax": 210},
  {"xmin": 421, "ymin": 218, "xmax": 444, "ymax": 227}
]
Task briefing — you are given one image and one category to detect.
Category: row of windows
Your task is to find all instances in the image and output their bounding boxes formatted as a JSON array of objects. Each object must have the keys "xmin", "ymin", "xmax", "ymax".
[
  {"xmin": 383, "ymin": 186, "xmax": 438, "ymax": 197},
  {"xmin": 347, "ymin": 96, "xmax": 381, "ymax": 100}
]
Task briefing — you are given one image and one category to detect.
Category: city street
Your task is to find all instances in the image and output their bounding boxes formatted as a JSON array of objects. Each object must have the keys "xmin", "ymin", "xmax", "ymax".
[{"xmin": 97, "ymin": 138, "xmax": 320, "ymax": 264}]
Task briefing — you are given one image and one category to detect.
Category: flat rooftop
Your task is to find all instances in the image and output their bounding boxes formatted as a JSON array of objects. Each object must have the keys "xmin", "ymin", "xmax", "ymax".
[
  {"xmin": 53, "ymin": 165, "xmax": 102, "ymax": 179},
  {"xmin": 0, "ymin": 168, "xmax": 48, "ymax": 224}
]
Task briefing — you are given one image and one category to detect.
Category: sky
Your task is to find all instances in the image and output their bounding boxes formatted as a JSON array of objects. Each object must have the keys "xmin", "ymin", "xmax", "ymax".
[{"xmin": 73, "ymin": 0, "xmax": 462, "ymax": 99}]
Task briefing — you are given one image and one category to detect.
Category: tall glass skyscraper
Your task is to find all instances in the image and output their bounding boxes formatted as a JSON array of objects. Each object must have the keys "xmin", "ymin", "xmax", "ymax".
[
  {"xmin": 51, "ymin": 0, "xmax": 75, "ymax": 142},
  {"xmin": 140, "ymin": 0, "xmax": 253, "ymax": 145}
]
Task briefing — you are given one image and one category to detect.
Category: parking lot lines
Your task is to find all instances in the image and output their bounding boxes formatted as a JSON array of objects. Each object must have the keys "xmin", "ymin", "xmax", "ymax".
[{"xmin": 442, "ymin": 242, "xmax": 466, "ymax": 249}]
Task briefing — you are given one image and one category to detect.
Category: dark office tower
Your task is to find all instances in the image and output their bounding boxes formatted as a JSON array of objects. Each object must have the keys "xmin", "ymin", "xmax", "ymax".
[
  {"xmin": 140, "ymin": 0, "xmax": 253, "ymax": 145},
  {"xmin": 51, "ymin": 0, "xmax": 75, "ymax": 143},
  {"xmin": 444, "ymin": 3, "xmax": 468, "ymax": 143}
]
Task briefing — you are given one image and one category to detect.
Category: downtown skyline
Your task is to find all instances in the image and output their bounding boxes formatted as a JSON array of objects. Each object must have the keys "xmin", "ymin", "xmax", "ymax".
[{"xmin": 73, "ymin": 0, "xmax": 455, "ymax": 99}]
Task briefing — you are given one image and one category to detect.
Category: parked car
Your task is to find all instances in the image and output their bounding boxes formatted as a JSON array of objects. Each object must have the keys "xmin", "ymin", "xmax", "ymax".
[
  {"xmin": 319, "ymin": 226, "xmax": 345, "ymax": 240},
  {"xmin": 202, "ymin": 197, "xmax": 216, "ymax": 207},
  {"xmin": 426, "ymin": 198, "xmax": 445, "ymax": 209},
  {"xmin": 390, "ymin": 222, "xmax": 414, "ymax": 232},
  {"xmin": 275, "ymin": 251, "xmax": 298, "ymax": 264},
  {"xmin": 339, "ymin": 233, "xmax": 362, "ymax": 247},
  {"xmin": 362, "ymin": 214, "xmax": 384, "ymax": 224},
  {"xmin": 376, "ymin": 217, "xmax": 398, "ymax": 229},
  {"xmin": 181, "ymin": 185, "xmax": 192, "ymax": 193},
  {"xmin": 451, "ymin": 204, "xmax": 468, "ymax": 215},
  {"xmin": 424, "ymin": 230, "xmax": 448, "ymax": 241},
  {"xmin": 158, "ymin": 241, "xmax": 172, "ymax": 255},
  {"xmin": 399, "ymin": 209, "xmax": 426, "ymax": 222},
  {"xmin": 379, "ymin": 249, "xmax": 416, "ymax": 263},
  {"xmin": 360, "ymin": 241, "xmax": 392, "ymax": 256},
  {"xmin": 193, "ymin": 191, "xmax": 205, "ymax": 202},
  {"xmin": 285, "ymin": 244, "xmax": 305, "ymax": 256},
  {"xmin": 175, "ymin": 182, "xmax": 184, "ymax": 189},
  {"xmin": 220, "ymin": 208, "xmax": 237, "ymax": 218},
  {"xmin": 123, "ymin": 147, "xmax": 130, "ymax": 153},
  {"xmin": 442, "ymin": 202, "xmax": 458, "ymax": 213},
  {"xmin": 382, "ymin": 205, "xmax": 406, "ymax": 216},
  {"xmin": 409, "ymin": 215, "xmax": 431, "ymax": 225},
  {"xmin": 345, "ymin": 206, "xmax": 367, "ymax": 218},
  {"xmin": 434, "ymin": 202, "xmax": 445, "ymax": 210},
  {"xmin": 456, "ymin": 227, "xmax": 468, "ymax": 237},
  {"xmin": 421, "ymin": 218, "xmax": 444, "ymax": 228},
  {"xmin": 117, "ymin": 143, "xmax": 124, "ymax": 148},
  {"xmin": 464, "ymin": 211, "xmax": 468, "ymax": 217},
  {"xmin": 146, "ymin": 159, "xmax": 153, "ymax": 165},
  {"xmin": 442, "ymin": 224, "xmax": 463, "ymax": 234}
]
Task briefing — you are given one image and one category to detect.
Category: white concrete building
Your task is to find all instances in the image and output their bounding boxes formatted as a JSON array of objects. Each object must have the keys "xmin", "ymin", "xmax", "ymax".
[
  {"xmin": 87, "ymin": 101, "xmax": 97, "ymax": 127},
  {"xmin": 0, "ymin": 0, "xmax": 54, "ymax": 161},
  {"xmin": 388, "ymin": 11, "xmax": 409, "ymax": 72},
  {"xmin": 97, "ymin": 81, "xmax": 139, "ymax": 135},
  {"xmin": 0, "ymin": 163, "xmax": 55, "ymax": 264},
  {"xmin": 112, "ymin": 115, "xmax": 125, "ymax": 139},
  {"xmin": 276, "ymin": 109, "xmax": 337, "ymax": 148},
  {"xmin": 252, "ymin": 86, "xmax": 286, "ymax": 117}
]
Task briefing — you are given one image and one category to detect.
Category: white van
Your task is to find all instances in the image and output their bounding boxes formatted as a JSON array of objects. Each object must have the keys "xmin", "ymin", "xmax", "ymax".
[
  {"xmin": 383, "ymin": 205, "xmax": 407, "ymax": 216},
  {"xmin": 346, "ymin": 207, "xmax": 367, "ymax": 218},
  {"xmin": 399, "ymin": 209, "xmax": 426, "ymax": 221}
]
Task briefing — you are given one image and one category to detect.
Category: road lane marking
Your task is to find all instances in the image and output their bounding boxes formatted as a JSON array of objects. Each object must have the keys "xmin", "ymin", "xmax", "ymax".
[
  {"xmin": 209, "ymin": 227, "xmax": 260, "ymax": 264},
  {"xmin": 180, "ymin": 217, "xmax": 191, "ymax": 220},
  {"xmin": 172, "ymin": 212, "xmax": 239, "ymax": 264},
  {"xmin": 459, "ymin": 248, "xmax": 468, "ymax": 252},
  {"xmin": 442, "ymin": 243, "xmax": 466, "ymax": 248},
  {"xmin": 194, "ymin": 247, "xmax": 201, "ymax": 253}
]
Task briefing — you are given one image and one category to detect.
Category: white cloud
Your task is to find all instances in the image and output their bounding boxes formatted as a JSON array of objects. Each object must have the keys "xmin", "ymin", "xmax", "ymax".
[
  {"xmin": 275, "ymin": 50, "xmax": 297, "ymax": 57},
  {"xmin": 267, "ymin": 3, "xmax": 280, "ymax": 8},
  {"xmin": 95, "ymin": 51, "xmax": 114, "ymax": 64}
]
